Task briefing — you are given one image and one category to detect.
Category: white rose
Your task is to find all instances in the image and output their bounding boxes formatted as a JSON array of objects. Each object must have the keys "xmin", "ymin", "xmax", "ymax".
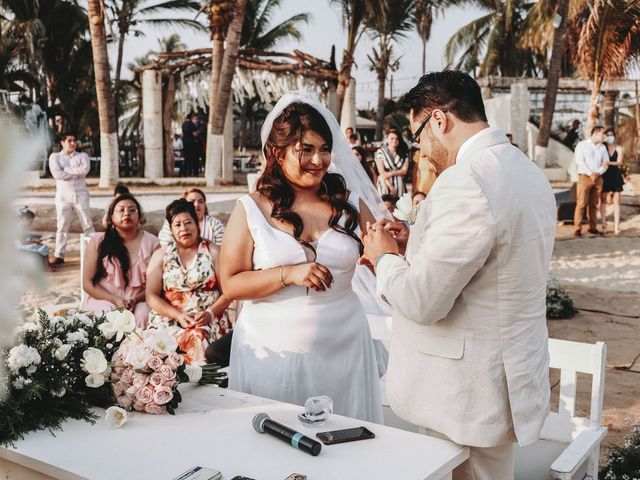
[
  {"xmin": 143, "ymin": 328, "xmax": 178, "ymax": 356},
  {"xmin": 393, "ymin": 192, "xmax": 419, "ymax": 224},
  {"xmin": 82, "ymin": 348, "xmax": 108, "ymax": 374},
  {"xmin": 104, "ymin": 406, "xmax": 128, "ymax": 429},
  {"xmin": 7, "ymin": 345, "xmax": 41, "ymax": 373},
  {"xmin": 124, "ymin": 345, "xmax": 152, "ymax": 370},
  {"xmin": 55, "ymin": 344, "xmax": 72, "ymax": 361},
  {"xmin": 85, "ymin": 373, "xmax": 105, "ymax": 388},
  {"xmin": 184, "ymin": 364, "xmax": 203, "ymax": 383}
]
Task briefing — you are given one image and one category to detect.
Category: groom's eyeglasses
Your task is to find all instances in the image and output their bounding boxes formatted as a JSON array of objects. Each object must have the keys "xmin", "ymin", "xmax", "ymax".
[{"xmin": 409, "ymin": 108, "xmax": 448, "ymax": 150}]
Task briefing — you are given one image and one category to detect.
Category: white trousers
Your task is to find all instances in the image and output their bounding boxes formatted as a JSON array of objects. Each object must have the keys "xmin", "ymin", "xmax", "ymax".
[
  {"xmin": 424, "ymin": 428, "xmax": 515, "ymax": 480},
  {"xmin": 54, "ymin": 194, "xmax": 94, "ymax": 258}
]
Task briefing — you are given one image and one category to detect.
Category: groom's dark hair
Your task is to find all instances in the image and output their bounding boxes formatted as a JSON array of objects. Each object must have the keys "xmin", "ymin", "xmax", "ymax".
[{"xmin": 404, "ymin": 71, "xmax": 487, "ymax": 123}]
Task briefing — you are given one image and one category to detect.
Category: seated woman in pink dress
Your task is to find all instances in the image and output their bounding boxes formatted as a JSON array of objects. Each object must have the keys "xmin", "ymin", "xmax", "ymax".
[{"xmin": 82, "ymin": 194, "xmax": 159, "ymax": 327}]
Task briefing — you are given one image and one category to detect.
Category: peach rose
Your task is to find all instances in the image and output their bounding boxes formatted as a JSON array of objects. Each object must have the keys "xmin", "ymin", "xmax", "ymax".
[
  {"xmin": 152, "ymin": 385, "xmax": 174, "ymax": 405},
  {"xmin": 147, "ymin": 356, "xmax": 163, "ymax": 371},
  {"xmin": 133, "ymin": 401, "xmax": 145, "ymax": 412},
  {"xmin": 132, "ymin": 373, "xmax": 148, "ymax": 389},
  {"xmin": 149, "ymin": 372, "xmax": 165, "ymax": 387},
  {"xmin": 165, "ymin": 352, "xmax": 184, "ymax": 369},
  {"xmin": 144, "ymin": 403, "xmax": 166, "ymax": 415},
  {"xmin": 158, "ymin": 364, "xmax": 176, "ymax": 381},
  {"xmin": 134, "ymin": 385, "xmax": 153, "ymax": 404}
]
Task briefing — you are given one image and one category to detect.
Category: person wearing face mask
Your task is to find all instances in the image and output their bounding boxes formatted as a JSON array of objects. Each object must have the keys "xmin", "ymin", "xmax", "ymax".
[
  {"xmin": 146, "ymin": 199, "xmax": 233, "ymax": 364},
  {"xmin": 600, "ymin": 128, "xmax": 624, "ymax": 235}
]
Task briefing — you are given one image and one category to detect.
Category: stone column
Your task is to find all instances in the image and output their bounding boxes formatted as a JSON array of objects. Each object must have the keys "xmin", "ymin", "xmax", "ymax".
[
  {"xmin": 142, "ymin": 70, "xmax": 164, "ymax": 178},
  {"xmin": 510, "ymin": 83, "xmax": 530, "ymax": 155},
  {"xmin": 340, "ymin": 78, "xmax": 357, "ymax": 132}
]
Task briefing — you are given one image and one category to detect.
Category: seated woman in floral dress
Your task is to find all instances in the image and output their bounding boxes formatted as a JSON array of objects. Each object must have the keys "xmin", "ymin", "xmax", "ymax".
[
  {"xmin": 146, "ymin": 199, "xmax": 233, "ymax": 364},
  {"xmin": 82, "ymin": 194, "xmax": 159, "ymax": 327}
]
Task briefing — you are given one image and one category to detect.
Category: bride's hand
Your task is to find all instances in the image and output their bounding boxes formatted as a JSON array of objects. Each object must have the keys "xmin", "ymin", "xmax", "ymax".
[{"xmin": 284, "ymin": 262, "xmax": 333, "ymax": 292}]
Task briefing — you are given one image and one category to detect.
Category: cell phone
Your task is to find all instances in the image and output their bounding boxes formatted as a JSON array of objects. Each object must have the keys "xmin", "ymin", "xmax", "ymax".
[{"xmin": 315, "ymin": 426, "xmax": 375, "ymax": 445}]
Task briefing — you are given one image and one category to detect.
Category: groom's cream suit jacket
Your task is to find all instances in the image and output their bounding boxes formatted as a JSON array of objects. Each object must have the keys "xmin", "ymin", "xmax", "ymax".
[{"xmin": 377, "ymin": 127, "xmax": 557, "ymax": 448}]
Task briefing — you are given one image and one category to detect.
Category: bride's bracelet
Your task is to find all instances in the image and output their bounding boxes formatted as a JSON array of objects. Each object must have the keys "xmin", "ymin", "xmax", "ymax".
[{"xmin": 279, "ymin": 265, "xmax": 288, "ymax": 288}]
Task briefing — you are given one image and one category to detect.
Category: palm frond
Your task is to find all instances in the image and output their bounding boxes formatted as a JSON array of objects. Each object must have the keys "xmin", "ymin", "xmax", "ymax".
[
  {"xmin": 250, "ymin": 12, "xmax": 310, "ymax": 49},
  {"xmin": 136, "ymin": 0, "xmax": 200, "ymax": 16},
  {"xmin": 444, "ymin": 11, "xmax": 494, "ymax": 65},
  {"xmin": 138, "ymin": 17, "xmax": 206, "ymax": 31}
]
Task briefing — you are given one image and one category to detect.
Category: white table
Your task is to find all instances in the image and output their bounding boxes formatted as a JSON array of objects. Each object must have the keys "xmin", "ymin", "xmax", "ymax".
[{"xmin": 0, "ymin": 386, "xmax": 468, "ymax": 480}]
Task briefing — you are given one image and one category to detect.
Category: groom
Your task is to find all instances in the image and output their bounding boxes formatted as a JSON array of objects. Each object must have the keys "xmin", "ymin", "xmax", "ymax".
[{"xmin": 363, "ymin": 71, "xmax": 556, "ymax": 479}]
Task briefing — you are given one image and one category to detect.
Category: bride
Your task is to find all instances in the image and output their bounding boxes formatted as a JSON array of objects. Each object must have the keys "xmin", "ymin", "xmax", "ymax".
[{"xmin": 221, "ymin": 93, "xmax": 387, "ymax": 423}]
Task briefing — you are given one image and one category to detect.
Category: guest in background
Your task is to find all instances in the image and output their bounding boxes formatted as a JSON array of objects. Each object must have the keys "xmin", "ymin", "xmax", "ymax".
[
  {"xmin": 146, "ymin": 199, "xmax": 232, "ymax": 364},
  {"xmin": 574, "ymin": 126, "xmax": 608, "ymax": 237},
  {"xmin": 382, "ymin": 193, "xmax": 399, "ymax": 216},
  {"xmin": 345, "ymin": 127, "xmax": 360, "ymax": 146},
  {"xmin": 352, "ymin": 145, "xmax": 377, "ymax": 185},
  {"xmin": 506, "ymin": 133, "xmax": 519, "ymax": 150},
  {"xmin": 600, "ymin": 128, "xmax": 625, "ymax": 235},
  {"xmin": 82, "ymin": 194, "xmax": 159, "ymax": 327},
  {"xmin": 182, "ymin": 113, "xmax": 204, "ymax": 176},
  {"xmin": 375, "ymin": 129, "xmax": 409, "ymax": 196},
  {"xmin": 49, "ymin": 133, "xmax": 95, "ymax": 266},
  {"xmin": 101, "ymin": 183, "xmax": 130, "ymax": 229},
  {"xmin": 17, "ymin": 207, "xmax": 55, "ymax": 271},
  {"xmin": 158, "ymin": 188, "xmax": 225, "ymax": 247},
  {"xmin": 563, "ymin": 119, "xmax": 581, "ymax": 150}
]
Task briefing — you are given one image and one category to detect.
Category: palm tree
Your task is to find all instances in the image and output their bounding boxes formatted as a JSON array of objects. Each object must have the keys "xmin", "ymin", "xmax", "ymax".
[
  {"xmin": 206, "ymin": 0, "xmax": 248, "ymax": 186},
  {"xmin": 572, "ymin": 0, "xmax": 640, "ymax": 136},
  {"xmin": 330, "ymin": 0, "xmax": 368, "ymax": 121},
  {"xmin": 87, "ymin": 0, "xmax": 119, "ymax": 187},
  {"xmin": 157, "ymin": 33, "xmax": 187, "ymax": 53},
  {"xmin": 444, "ymin": 0, "xmax": 536, "ymax": 77},
  {"xmin": 365, "ymin": 0, "xmax": 415, "ymax": 140},
  {"xmin": 104, "ymin": 0, "xmax": 205, "ymax": 118},
  {"xmin": 236, "ymin": 0, "xmax": 310, "ymax": 150},
  {"xmin": 414, "ymin": 0, "xmax": 433, "ymax": 75}
]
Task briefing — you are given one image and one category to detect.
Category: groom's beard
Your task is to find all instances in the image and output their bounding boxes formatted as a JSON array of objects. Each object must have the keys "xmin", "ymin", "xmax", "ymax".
[{"xmin": 425, "ymin": 135, "xmax": 450, "ymax": 176}]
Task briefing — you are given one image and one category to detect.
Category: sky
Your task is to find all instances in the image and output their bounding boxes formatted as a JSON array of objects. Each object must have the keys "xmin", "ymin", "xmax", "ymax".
[{"xmin": 116, "ymin": 0, "xmax": 486, "ymax": 109}]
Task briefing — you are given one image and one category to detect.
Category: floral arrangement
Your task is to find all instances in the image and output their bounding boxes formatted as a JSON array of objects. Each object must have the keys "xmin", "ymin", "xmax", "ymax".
[
  {"xmin": 546, "ymin": 274, "xmax": 577, "ymax": 320},
  {"xmin": 600, "ymin": 424, "xmax": 640, "ymax": 479},
  {"xmin": 393, "ymin": 193, "xmax": 419, "ymax": 225},
  {"xmin": 1, "ymin": 308, "xmax": 226, "ymax": 444}
]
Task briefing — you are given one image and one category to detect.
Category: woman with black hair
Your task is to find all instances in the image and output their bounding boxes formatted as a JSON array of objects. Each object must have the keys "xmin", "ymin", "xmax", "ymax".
[
  {"xmin": 146, "ymin": 199, "xmax": 232, "ymax": 365},
  {"xmin": 374, "ymin": 129, "xmax": 409, "ymax": 196},
  {"xmin": 82, "ymin": 194, "xmax": 159, "ymax": 327},
  {"xmin": 221, "ymin": 99, "xmax": 383, "ymax": 423}
]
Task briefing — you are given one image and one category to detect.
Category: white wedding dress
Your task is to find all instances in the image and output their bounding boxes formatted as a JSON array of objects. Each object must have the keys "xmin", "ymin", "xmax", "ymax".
[{"xmin": 229, "ymin": 193, "xmax": 383, "ymax": 424}]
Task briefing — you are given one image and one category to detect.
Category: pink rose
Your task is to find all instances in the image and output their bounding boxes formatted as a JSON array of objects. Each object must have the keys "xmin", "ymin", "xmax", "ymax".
[
  {"xmin": 133, "ymin": 401, "xmax": 145, "ymax": 412},
  {"xmin": 117, "ymin": 395, "xmax": 133, "ymax": 410},
  {"xmin": 132, "ymin": 373, "xmax": 148, "ymax": 389},
  {"xmin": 158, "ymin": 364, "xmax": 176, "ymax": 381},
  {"xmin": 120, "ymin": 368, "xmax": 134, "ymax": 385},
  {"xmin": 149, "ymin": 372, "xmax": 165, "ymax": 387},
  {"xmin": 144, "ymin": 403, "xmax": 166, "ymax": 415},
  {"xmin": 165, "ymin": 380, "xmax": 179, "ymax": 389},
  {"xmin": 147, "ymin": 356, "xmax": 163, "ymax": 371},
  {"xmin": 165, "ymin": 353, "xmax": 184, "ymax": 369},
  {"xmin": 126, "ymin": 385, "xmax": 137, "ymax": 396},
  {"xmin": 113, "ymin": 381, "xmax": 127, "ymax": 397},
  {"xmin": 134, "ymin": 385, "xmax": 153, "ymax": 404},
  {"xmin": 152, "ymin": 385, "xmax": 174, "ymax": 405}
]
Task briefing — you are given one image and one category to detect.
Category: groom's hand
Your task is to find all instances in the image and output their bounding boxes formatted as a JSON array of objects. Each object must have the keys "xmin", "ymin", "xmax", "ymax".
[
  {"xmin": 380, "ymin": 219, "xmax": 409, "ymax": 254},
  {"xmin": 362, "ymin": 221, "xmax": 400, "ymax": 266}
]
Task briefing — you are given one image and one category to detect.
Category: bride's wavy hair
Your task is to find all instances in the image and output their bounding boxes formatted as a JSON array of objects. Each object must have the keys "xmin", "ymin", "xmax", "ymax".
[{"xmin": 258, "ymin": 102, "xmax": 363, "ymax": 254}]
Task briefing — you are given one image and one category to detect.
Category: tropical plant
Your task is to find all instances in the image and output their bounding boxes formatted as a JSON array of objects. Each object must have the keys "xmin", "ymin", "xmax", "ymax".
[
  {"xmin": 157, "ymin": 33, "xmax": 187, "ymax": 54},
  {"xmin": 241, "ymin": 0, "xmax": 310, "ymax": 51},
  {"xmin": 444, "ymin": 0, "xmax": 540, "ymax": 77},
  {"xmin": 87, "ymin": 0, "xmax": 119, "ymax": 187},
  {"xmin": 365, "ymin": 0, "xmax": 416, "ymax": 140},
  {"xmin": 330, "ymin": 0, "xmax": 369, "ymax": 121},
  {"xmin": 570, "ymin": 0, "xmax": 640, "ymax": 135}
]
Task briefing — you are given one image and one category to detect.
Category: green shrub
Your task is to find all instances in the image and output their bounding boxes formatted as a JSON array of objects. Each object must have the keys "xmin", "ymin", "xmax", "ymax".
[
  {"xmin": 600, "ymin": 425, "xmax": 640, "ymax": 479},
  {"xmin": 546, "ymin": 274, "xmax": 577, "ymax": 320}
]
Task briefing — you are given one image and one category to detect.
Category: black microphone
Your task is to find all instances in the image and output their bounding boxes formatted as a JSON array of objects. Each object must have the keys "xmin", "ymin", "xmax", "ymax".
[{"xmin": 252, "ymin": 413, "xmax": 322, "ymax": 456}]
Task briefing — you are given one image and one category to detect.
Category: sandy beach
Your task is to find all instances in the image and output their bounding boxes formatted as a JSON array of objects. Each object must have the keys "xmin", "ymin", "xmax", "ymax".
[{"xmin": 14, "ymin": 187, "xmax": 640, "ymax": 465}]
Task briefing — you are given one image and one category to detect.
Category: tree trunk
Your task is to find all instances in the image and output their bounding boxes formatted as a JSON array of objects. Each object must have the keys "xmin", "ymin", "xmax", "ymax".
[
  {"xmin": 336, "ymin": 51, "xmax": 355, "ymax": 123},
  {"xmin": 207, "ymin": 38, "xmax": 224, "ymax": 133},
  {"xmin": 602, "ymin": 91, "xmax": 617, "ymax": 129},
  {"xmin": 422, "ymin": 38, "xmax": 427, "ymax": 75},
  {"xmin": 238, "ymin": 101, "xmax": 249, "ymax": 151},
  {"xmin": 206, "ymin": 0, "xmax": 248, "ymax": 186},
  {"xmin": 87, "ymin": 0, "xmax": 119, "ymax": 187},
  {"xmin": 163, "ymin": 73, "xmax": 176, "ymax": 177},
  {"xmin": 375, "ymin": 69, "xmax": 386, "ymax": 141},
  {"xmin": 535, "ymin": 0, "xmax": 569, "ymax": 168},
  {"xmin": 586, "ymin": 79, "xmax": 602, "ymax": 139},
  {"xmin": 113, "ymin": 25, "xmax": 126, "ymax": 138}
]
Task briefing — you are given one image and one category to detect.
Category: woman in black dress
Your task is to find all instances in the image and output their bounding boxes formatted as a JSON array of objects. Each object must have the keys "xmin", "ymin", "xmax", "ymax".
[{"xmin": 600, "ymin": 128, "xmax": 625, "ymax": 235}]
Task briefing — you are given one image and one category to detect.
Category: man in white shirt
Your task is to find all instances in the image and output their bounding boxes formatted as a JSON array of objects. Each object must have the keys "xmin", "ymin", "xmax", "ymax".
[
  {"xmin": 573, "ymin": 126, "xmax": 608, "ymax": 236},
  {"xmin": 48, "ymin": 133, "xmax": 95, "ymax": 265},
  {"xmin": 362, "ymin": 71, "xmax": 556, "ymax": 479}
]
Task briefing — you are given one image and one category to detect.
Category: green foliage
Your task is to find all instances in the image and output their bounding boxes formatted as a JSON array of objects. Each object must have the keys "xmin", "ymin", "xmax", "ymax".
[
  {"xmin": 546, "ymin": 275, "xmax": 577, "ymax": 320},
  {"xmin": 600, "ymin": 425, "xmax": 640, "ymax": 479}
]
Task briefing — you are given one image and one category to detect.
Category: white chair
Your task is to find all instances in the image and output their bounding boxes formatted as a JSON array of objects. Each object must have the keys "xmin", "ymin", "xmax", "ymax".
[
  {"xmin": 79, "ymin": 234, "xmax": 91, "ymax": 304},
  {"xmin": 515, "ymin": 339, "xmax": 607, "ymax": 480}
]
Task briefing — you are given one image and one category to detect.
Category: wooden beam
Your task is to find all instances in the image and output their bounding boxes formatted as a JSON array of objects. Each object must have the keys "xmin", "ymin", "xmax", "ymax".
[{"xmin": 477, "ymin": 76, "xmax": 638, "ymax": 92}]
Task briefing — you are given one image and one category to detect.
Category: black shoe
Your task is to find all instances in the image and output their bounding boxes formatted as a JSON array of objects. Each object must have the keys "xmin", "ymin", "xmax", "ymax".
[
  {"xmin": 588, "ymin": 229, "xmax": 604, "ymax": 236},
  {"xmin": 573, "ymin": 230, "xmax": 582, "ymax": 237},
  {"xmin": 52, "ymin": 257, "xmax": 64, "ymax": 266}
]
